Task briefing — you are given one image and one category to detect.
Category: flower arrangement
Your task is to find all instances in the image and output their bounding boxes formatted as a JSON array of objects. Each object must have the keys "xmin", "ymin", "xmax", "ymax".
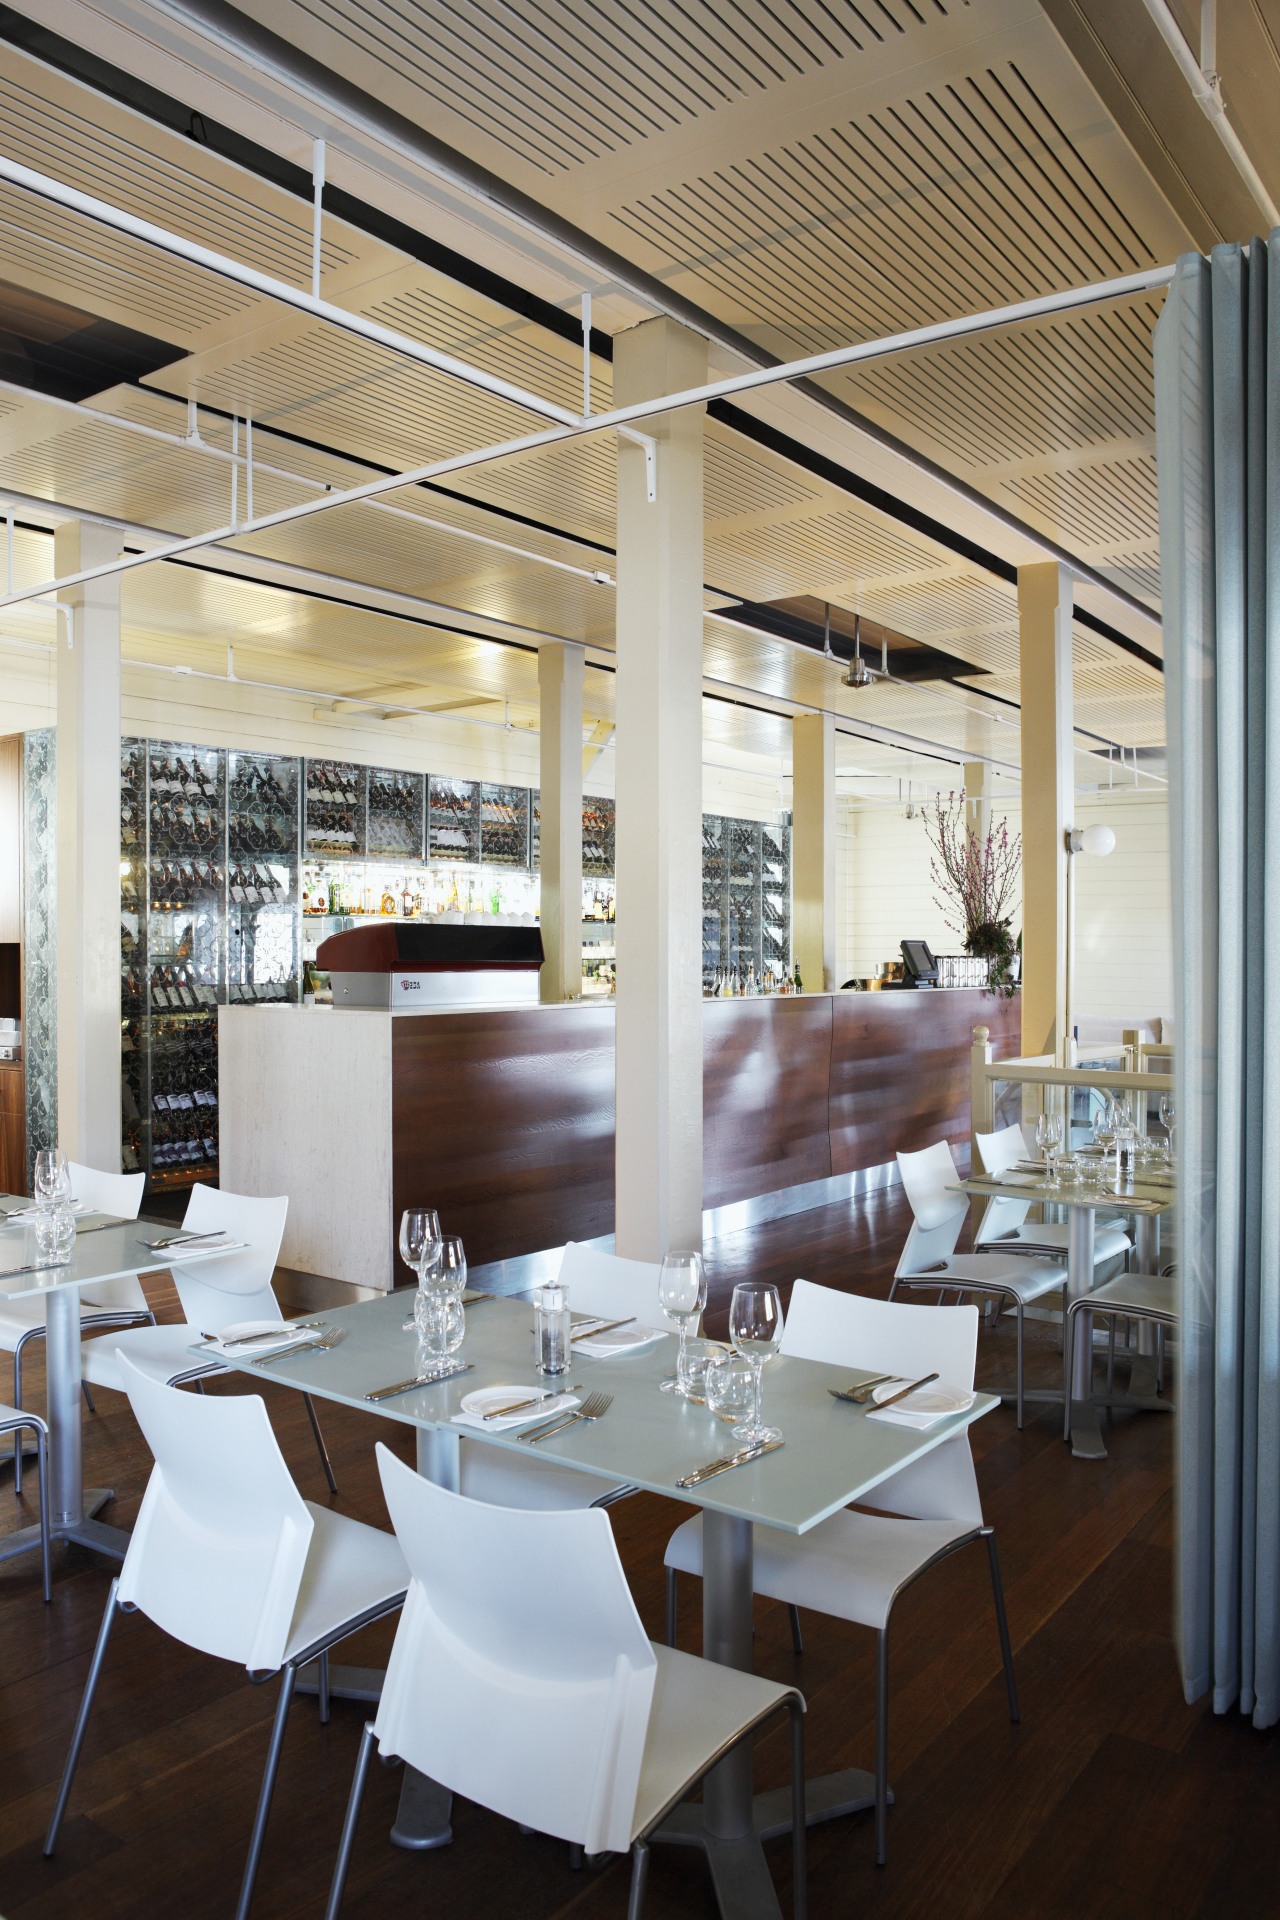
[{"xmin": 922, "ymin": 793, "xmax": 1022, "ymax": 996}]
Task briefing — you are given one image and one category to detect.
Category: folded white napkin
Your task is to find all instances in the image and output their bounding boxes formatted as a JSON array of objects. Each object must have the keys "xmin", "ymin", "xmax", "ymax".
[
  {"xmin": 453, "ymin": 1388, "xmax": 579, "ymax": 1431},
  {"xmin": 159, "ymin": 1233, "xmax": 244, "ymax": 1260},
  {"xmin": 573, "ymin": 1324, "xmax": 668, "ymax": 1359}
]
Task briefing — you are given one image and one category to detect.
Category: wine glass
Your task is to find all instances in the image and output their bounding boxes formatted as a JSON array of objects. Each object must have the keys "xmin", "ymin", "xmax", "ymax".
[
  {"xmin": 1159, "ymin": 1092, "xmax": 1176, "ymax": 1162},
  {"xmin": 1035, "ymin": 1112, "xmax": 1062, "ymax": 1184},
  {"xmin": 728, "ymin": 1281, "xmax": 783, "ymax": 1444},
  {"xmin": 398, "ymin": 1208, "xmax": 441, "ymax": 1283},
  {"xmin": 34, "ymin": 1148, "xmax": 70, "ymax": 1209},
  {"xmin": 658, "ymin": 1251, "xmax": 707, "ymax": 1397},
  {"xmin": 437, "ymin": 1235, "xmax": 467, "ymax": 1298}
]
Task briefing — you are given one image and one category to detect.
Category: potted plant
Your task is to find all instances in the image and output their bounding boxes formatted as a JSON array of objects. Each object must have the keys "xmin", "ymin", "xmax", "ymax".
[{"xmin": 922, "ymin": 794, "xmax": 1022, "ymax": 997}]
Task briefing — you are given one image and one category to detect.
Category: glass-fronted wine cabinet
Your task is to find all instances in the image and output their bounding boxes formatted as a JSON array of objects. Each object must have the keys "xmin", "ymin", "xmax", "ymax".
[{"xmin": 120, "ymin": 734, "xmax": 791, "ymax": 1189}]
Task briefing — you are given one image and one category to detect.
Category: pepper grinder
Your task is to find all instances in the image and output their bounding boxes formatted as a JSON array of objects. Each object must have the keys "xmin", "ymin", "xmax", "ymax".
[{"xmin": 534, "ymin": 1279, "xmax": 571, "ymax": 1375}]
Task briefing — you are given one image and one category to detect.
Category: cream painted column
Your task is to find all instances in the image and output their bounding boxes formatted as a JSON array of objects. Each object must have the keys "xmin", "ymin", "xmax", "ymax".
[
  {"xmin": 791, "ymin": 711, "xmax": 836, "ymax": 991},
  {"xmin": 55, "ymin": 520, "xmax": 124, "ymax": 1167},
  {"xmin": 613, "ymin": 317, "xmax": 707, "ymax": 1259},
  {"xmin": 537, "ymin": 641, "xmax": 584, "ymax": 1003},
  {"xmin": 1018, "ymin": 562, "xmax": 1073, "ymax": 1062},
  {"xmin": 963, "ymin": 760, "xmax": 990, "ymax": 847}
]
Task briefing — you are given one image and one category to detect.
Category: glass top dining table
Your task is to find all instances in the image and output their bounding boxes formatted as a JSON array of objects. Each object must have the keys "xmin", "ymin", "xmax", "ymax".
[
  {"xmin": 212, "ymin": 1287, "xmax": 997, "ymax": 1919},
  {"xmin": 0, "ymin": 1197, "xmax": 235, "ymax": 1566},
  {"xmin": 953, "ymin": 1158, "xmax": 1176, "ymax": 1458}
]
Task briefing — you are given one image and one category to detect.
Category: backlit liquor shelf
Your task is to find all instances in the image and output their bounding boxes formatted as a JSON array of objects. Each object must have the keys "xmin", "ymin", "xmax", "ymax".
[{"xmin": 120, "ymin": 737, "xmax": 790, "ymax": 1190}]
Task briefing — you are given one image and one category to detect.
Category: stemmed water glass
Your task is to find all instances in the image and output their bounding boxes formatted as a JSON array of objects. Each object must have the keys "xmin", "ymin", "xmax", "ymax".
[
  {"xmin": 728, "ymin": 1281, "xmax": 783, "ymax": 1445},
  {"xmin": 399, "ymin": 1208, "xmax": 442, "ymax": 1284},
  {"xmin": 658, "ymin": 1251, "xmax": 707, "ymax": 1397},
  {"xmin": 1035, "ymin": 1111, "xmax": 1062, "ymax": 1184},
  {"xmin": 1159, "ymin": 1092, "xmax": 1176, "ymax": 1164},
  {"xmin": 34, "ymin": 1148, "xmax": 71, "ymax": 1208},
  {"xmin": 414, "ymin": 1234, "xmax": 467, "ymax": 1365}
]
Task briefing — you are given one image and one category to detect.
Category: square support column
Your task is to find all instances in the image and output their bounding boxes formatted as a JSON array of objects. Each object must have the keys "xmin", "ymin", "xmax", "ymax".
[
  {"xmin": 537, "ymin": 641, "xmax": 585, "ymax": 1003},
  {"xmin": 791, "ymin": 711, "xmax": 836, "ymax": 992},
  {"xmin": 613, "ymin": 318, "xmax": 707, "ymax": 1259},
  {"xmin": 963, "ymin": 760, "xmax": 990, "ymax": 848},
  {"xmin": 1018, "ymin": 562, "xmax": 1073, "ymax": 1062},
  {"xmin": 56, "ymin": 521, "xmax": 123, "ymax": 1168}
]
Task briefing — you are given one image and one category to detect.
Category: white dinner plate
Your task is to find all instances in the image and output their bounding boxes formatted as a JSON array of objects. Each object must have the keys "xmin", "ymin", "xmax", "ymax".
[
  {"xmin": 213, "ymin": 1318, "xmax": 302, "ymax": 1348},
  {"xmin": 870, "ymin": 1381, "xmax": 975, "ymax": 1416}
]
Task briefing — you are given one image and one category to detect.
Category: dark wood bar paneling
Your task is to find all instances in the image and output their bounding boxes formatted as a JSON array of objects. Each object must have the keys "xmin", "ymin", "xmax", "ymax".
[
  {"xmin": 703, "ymin": 994, "xmax": 832, "ymax": 1207},
  {"xmin": 388, "ymin": 988, "xmax": 1015, "ymax": 1268},
  {"xmin": 391, "ymin": 1005, "xmax": 616, "ymax": 1273},
  {"xmin": 829, "ymin": 989, "xmax": 1021, "ymax": 1176}
]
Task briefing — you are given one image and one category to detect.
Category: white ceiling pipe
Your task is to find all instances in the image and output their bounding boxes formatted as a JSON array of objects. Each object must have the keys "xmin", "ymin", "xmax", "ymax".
[
  {"xmin": 1140, "ymin": 0, "xmax": 1280, "ymax": 228},
  {"xmin": 0, "ymin": 379, "xmax": 614, "ymax": 584},
  {"xmin": 0, "ymin": 261, "xmax": 1178, "ymax": 618},
  {"xmin": 0, "ymin": 150, "xmax": 582, "ymax": 426}
]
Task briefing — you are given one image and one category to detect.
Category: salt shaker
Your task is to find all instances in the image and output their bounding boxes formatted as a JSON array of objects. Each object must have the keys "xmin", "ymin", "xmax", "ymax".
[{"xmin": 534, "ymin": 1279, "xmax": 571, "ymax": 1375}]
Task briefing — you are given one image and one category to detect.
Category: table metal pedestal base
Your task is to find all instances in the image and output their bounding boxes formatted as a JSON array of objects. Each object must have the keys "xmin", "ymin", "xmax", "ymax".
[
  {"xmin": 295, "ymin": 1659, "xmax": 453, "ymax": 1850},
  {"xmin": 656, "ymin": 1766, "xmax": 881, "ymax": 1918},
  {"xmin": 0, "ymin": 1487, "xmax": 124, "ymax": 1570}
]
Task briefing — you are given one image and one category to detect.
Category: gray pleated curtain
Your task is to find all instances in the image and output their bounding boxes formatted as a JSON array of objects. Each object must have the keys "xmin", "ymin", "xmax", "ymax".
[{"xmin": 1156, "ymin": 233, "xmax": 1280, "ymax": 1726}]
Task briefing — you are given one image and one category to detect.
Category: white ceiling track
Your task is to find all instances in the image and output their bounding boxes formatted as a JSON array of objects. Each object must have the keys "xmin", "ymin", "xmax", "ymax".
[{"xmin": 0, "ymin": 146, "xmax": 1172, "ymax": 623}]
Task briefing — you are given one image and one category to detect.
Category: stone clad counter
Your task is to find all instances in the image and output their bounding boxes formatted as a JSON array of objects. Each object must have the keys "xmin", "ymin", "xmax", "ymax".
[{"xmin": 220, "ymin": 988, "xmax": 1019, "ymax": 1290}]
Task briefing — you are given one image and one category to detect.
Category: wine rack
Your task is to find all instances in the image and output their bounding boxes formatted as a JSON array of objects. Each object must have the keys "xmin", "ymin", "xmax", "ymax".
[
  {"xmin": 305, "ymin": 758, "xmax": 366, "ymax": 858},
  {"xmin": 120, "ymin": 742, "xmax": 146, "ymax": 1176},
  {"xmin": 367, "ymin": 768, "xmax": 425, "ymax": 860},
  {"xmin": 428, "ymin": 776, "xmax": 479, "ymax": 861},
  {"xmin": 140, "ymin": 740, "xmax": 226, "ymax": 1189},
  {"xmin": 227, "ymin": 750, "xmax": 300, "ymax": 1009},
  {"xmin": 479, "ymin": 783, "xmax": 529, "ymax": 867},
  {"xmin": 582, "ymin": 797, "xmax": 614, "ymax": 876},
  {"xmin": 701, "ymin": 815, "xmax": 792, "ymax": 989}
]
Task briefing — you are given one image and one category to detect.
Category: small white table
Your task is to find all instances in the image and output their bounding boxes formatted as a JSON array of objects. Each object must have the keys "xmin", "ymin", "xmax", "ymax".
[
  {"xmin": 214, "ymin": 1289, "xmax": 996, "ymax": 1918},
  {"xmin": 954, "ymin": 1166, "xmax": 1175, "ymax": 1458},
  {"xmin": 0, "ymin": 1201, "xmax": 232, "ymax": 1567}
]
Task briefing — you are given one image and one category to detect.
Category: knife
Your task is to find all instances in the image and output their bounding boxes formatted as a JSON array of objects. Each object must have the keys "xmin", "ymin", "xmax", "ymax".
[
  {"xmin": 571, "ymin": 1315, "xmax": 635, "ymax": 1343},
  {"xmin": 250, "ymin": 1328, "xmax": 347, "ymax": 1366},
  {"xmin": 0, "ymin": 1261, "xmax": 54, "ymax": 1280},
  {"xmin": 201, "ymin": 1322, "xmax": 323, "ymax": 1348},
  {"xmin": 482, "ymin": 1391, "xmax": 560, "ymax": 1421},
  {"xmin": 870, "ymin": 1370, "xmax": 939, "ymax": 1411},
  {"xmin": 142, "ymin": 1230, "xmax": 227, "ymax": 1251},
  {"xmin": 365, "ymin": 1362, "xmax": 474, "ymax": 1401},
  {"xmin": 677, "ymin": 1438, "xmax": 784, "ymax": 1488}
]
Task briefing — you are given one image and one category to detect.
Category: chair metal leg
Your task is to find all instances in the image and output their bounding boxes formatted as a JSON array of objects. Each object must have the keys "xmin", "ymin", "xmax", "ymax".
[
  {"xmin": 235, "ymin": 1662, "xmax": 298, "ymax": 1920},
  {"xmin": 567, "ymin": 1842, "xmax": 584, "ymax": 1870},
  {"xmin": 789, "ymin": 1695, "xmax": 808, "ymax": 1920},
  {"xmin": 1014, "ymin": 1298, "xmax": 1025, "ymax": 1430},
  {"xmin": 304, "ymin": 1393, "xmax": 338, "ymax": 1496},
  {"xmin": 788, "ymin": 1602, "xmax": 805, "ymax": 1656},
  {"xmin": 324, "ymin": 1720, "xmax": 377, "ymax": 1920},
  {"xmin": 13, "ymin": 1340, "xmax": 26, "ymax": 1496},
  {"xmin": 32, "ymin": 1423, "xmax": 51, "ymax": 1602},
  {"xmin": 1106, "ymin": 1315, "xmax": 1117, "ymax": 1395},
  {"xmin": 983, "ymin": 1528, "xmax": 1020, "ymax": 1724},
  {"xmin": 664, "ymin": 1565, "xmax": 677, "ymax": 1648},
  {"xmin": 318, "ymin": 1648, "xmax": 331, "ymax": 1725},
  {"xmin": 626, "ymin": 1837, "xmax": 651, "ymax": 1920},
  {"xmin": 874, "ymin": 1629, "xmax": 889, "ymax": 1866},
  {"xmin": 81, "ymin": 1381, "xmax": 96, "ymax": 1414},
  {"xmin": 45, "ymin": 1579, "xmax": 120, "ymax": 1854}
]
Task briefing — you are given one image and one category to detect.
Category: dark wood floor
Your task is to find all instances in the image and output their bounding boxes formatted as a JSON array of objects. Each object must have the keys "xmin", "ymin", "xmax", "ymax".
[{"xmin": 1, "ymin": 1188, "xmax": 1275, "ymax": 1919}]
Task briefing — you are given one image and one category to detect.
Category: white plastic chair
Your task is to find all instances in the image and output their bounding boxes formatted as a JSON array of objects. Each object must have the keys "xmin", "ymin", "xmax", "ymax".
[
  {"xmin": 1, "ymin": 1161, "xmax": 149, "ymax": 1495},
  {"xmin": 891, "ymin": 1142, "xmax": 1067, "ymax": 1428},
  {"xmin": 45, "ymin": 1356, "xmax": 407, "ymax": 1920},
  {"xmin": 973, "ymin": 1125, "xmax": 1131, "ymax": 1265},
  {"xmin": 325, "ymin": 1443, "xmax": 806, "ymax": 1919},
  {"xmin": 458, "ymin": 1242, "xmax": 674, "ymax": 1514},
  {"xmin": 665, "ymin": 1283, "xmax": 1018, "ymax": 1865},
  {"xmin": 82, "ymin": 1184, "xmax": 338, "ymax": 1495}
]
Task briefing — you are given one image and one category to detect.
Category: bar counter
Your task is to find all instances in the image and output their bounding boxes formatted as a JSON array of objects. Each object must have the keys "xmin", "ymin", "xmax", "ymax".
[{"xmin": 220, "ymin": 988, "xmax": 1019, "ymax": 1290}]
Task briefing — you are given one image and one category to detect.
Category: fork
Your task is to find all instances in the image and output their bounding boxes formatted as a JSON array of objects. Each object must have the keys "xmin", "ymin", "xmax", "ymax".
[
  {"xmin": 520, "ymin": 1391, "xmax": 612, "ymax": 1445},
  {"xmin": 250, "ymin": 1327, "xmax": 346, "ymax": 1365},
  {"xmin": 828, "ymin": 1372, "xmax": 899, "ymax": 1405}
]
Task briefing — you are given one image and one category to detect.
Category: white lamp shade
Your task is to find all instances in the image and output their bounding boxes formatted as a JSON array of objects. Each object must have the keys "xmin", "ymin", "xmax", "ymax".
[{"xmin": 1080, "ymin": 823, "xmax": 1116, "ymax": 858}]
